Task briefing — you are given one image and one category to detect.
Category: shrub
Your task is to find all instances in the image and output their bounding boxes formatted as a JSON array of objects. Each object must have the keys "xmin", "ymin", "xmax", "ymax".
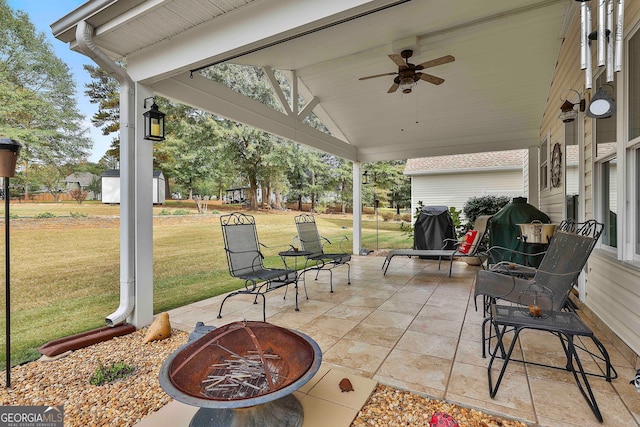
[
  {"xmin": 380, "ymin": 211, "xmax": 397, "ymax": 222},
  {"xmin": 172, "ymin": 209, "xmax": 190, "ymax": 216},
  {"xmin": 211, "ymin": 209, "xmax": 220, "ymax": 215},
  {"xmin": 34, "ymin": 212, "xmax": 56, "ymax": 219},
  {"xmin": 462, "ymin": 195, "xmax": 511, "ymax": 229},
  {"xmin": 69, "ymin": 189, "xmax": 88, "ymax": 204},
  {"xmin": 89, "ymin": 360, "xmax": 135, "ymax": 386},
  {"xmin": 158, "ymin": 209, "xmax": 171, "ymax": 216},
  {"xmin": 70, "ymin": 212, "xmax": 87, "ymax": 218}
]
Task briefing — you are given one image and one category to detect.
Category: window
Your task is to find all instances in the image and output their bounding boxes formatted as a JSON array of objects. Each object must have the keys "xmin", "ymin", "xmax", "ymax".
[
  {"xmin": 593, "ymin": 71, "xmax": 617, "ymax": 249},
  {"xmin": 600, "ymin": 158, "xmax": 617, "ymax": 247},
  {"xmin": 539, "ymin": 138, "xmax": 548, "ymax": 191},
  {"xmin": 630, "ymin": 29, "xmax": 640, "ymax": 140},
  {"xmin": 636, "ymin": 150, "xmax": 640, "ymax": 256},
  {"xmin": 594, "ymin": 73, "xmax": 616, "ymax": 158},
  {"xmin": 565, "ymin": 121, "xmax": 579, "ymax": 221},
  {"xmin": 630, "ymin": 28, "xmax": 640, "ymax": 258}
]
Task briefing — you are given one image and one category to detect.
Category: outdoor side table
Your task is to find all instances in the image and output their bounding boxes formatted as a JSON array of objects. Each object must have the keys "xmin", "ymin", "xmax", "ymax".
[
  {"xmin": 279, "ymin": 250, "xmax": 312, "ymax": 300},
  {"xmin": 487, "ymin": 304, "xmax": 617, "ymax": 422}
]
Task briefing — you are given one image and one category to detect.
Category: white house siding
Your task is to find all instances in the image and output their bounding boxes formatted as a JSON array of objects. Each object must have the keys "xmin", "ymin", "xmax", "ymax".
[
  {"xmin": 410, "ymin": 170, "xmax": 524, "ymax": 222},
  {"xmin": 587, "ymin": 254, "xmax": 640, "ymax": 356},
  {"xmin": 537, "ymin": 1, "xmax": 640, "ymax": 363}
]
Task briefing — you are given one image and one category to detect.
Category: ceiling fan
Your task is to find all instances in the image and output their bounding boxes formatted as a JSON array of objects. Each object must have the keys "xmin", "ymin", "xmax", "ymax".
[{"xmin": 358, "ymin": 49, "xmax": 455, "ymax": 94}]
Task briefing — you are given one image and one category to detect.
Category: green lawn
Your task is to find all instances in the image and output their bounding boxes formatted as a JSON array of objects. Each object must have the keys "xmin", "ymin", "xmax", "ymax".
[{"xmin": 0, "ymin": 202, "xmax": 412, "ymax": 368}]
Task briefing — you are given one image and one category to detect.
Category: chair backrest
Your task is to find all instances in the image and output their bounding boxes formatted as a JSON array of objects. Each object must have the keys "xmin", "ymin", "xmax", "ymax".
[
  {"xmin": 294, "ymin": 214, "xmax": 324, "ymax": 257},
  {"xmin": 466, "ymin": 215, "xmax": 492, "ymax": 255},
  {"xmin": 220, "ymin": 212, "xmax": 264, "ymax": 277},
  {"xmin": 558, "ymin": 219, "xmax": 604, "ymax": 239},
  {"xmin": 533, "ymin": 230, "xmax": 599, "ymax": 311}
]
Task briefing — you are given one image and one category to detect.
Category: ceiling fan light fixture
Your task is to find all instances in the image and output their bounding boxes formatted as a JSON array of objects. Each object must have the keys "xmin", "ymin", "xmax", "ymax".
[{"xmin": 399, "ymin": 76, "xmax": 416, "ymax": 94}]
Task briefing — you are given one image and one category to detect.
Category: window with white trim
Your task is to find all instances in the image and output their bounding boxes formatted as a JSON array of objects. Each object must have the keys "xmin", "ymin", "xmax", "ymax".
[
  {"xmin": 593, "ymin": 72, "xmax": 617, "ymax": 249},
  {"xmin": 539, "ymin": 138, "xmax": 548, "ymax": 191},
  {"xmin": 629, "ymin": 27, "xmax": 640, "ymax": 258}
]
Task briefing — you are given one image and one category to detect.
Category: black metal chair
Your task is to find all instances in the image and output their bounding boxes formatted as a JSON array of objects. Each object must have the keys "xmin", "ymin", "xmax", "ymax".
[
  {"xmin": 219, "ymin": 212, "xmax": 298, "ymax": 321},
  {"xmin": 476, "ymin": 220, "xmax": 615, "ymax": 422},
  {"xmin": 294, "ymin": 214, "xmax": 351, "ymax": 293},
  {"xmin": 485, "ymin": 219, "xmax": 602, "ymax": 279}
]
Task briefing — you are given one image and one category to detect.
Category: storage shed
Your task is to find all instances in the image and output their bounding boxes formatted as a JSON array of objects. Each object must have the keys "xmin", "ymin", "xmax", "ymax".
[{"xmin": 101, "ymin": 170, "xmax": 165, "ymax": 204}]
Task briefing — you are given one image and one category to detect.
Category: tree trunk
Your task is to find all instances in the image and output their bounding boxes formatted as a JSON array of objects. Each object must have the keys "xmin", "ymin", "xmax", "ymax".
[
  {"xmin": 310, "ymin": 171, "xmax": 316, "ymax": 212},
  {"xmin": 297, "ymin": 194, "xmax": 302, "ymax": 211},
  {"xmin": 261, "ymin": 184, "xmax": 268, "ymax": 208},
  {"xmin": 249, "ymin": 176, "xmax": 258, "ymax": 210},
  {"xmin": 274, "ymin": 190, "xmax": 283, "ymax": 210}
]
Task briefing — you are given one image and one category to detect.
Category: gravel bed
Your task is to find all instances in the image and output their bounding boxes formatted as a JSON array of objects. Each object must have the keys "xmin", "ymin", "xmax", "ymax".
[
  {"xmin": 0, "ymin": 327, "xmax": 189, "ymax": 427},
  {"xmin": 0, "ymin": 327, "xmax": 529, "ymax": 426},
  {"xmin": 353, "ymin": 384, "xmax": 529, "ymax": 427}
]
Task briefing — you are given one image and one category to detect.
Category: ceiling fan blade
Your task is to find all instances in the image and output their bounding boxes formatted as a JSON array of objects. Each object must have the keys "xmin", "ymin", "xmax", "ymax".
[
  {"xmin": 415, "ymin": 55, "xmax": 455, "ymax": 70},
  {"xmin": 418, "ymin": 73, "xmax": 445, "ymax": 85},
  {"xmin": 388, "ymin": 53, "xmax": 407, "ymax": 68},
  {"xmin": 387, "ymin": 83, "xmax": 399, "ymax": 93},
  {"xmin": 359, "ymin": 72, "xmax": 397, "ymax": 81}
]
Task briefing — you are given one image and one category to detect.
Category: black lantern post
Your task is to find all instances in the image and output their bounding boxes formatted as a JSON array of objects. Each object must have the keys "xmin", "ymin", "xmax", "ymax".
[
  {"xmin": 0, "ymin": 138, "xmax": 21, "ymax": 388},
  {"xmin": 143, "ymin": 97, "xmax": 166, "ymax": 141}
]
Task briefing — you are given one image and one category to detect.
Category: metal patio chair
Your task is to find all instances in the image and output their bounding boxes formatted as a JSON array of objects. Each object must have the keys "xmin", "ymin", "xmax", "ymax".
[
  {"xmin": 476, "ymin": 220, "xmax": 614, "ymax": 421},
  {"xmin": 485, "ymin": 219, "xmax": 602, "ymax": 279},
  {"xmin": 294, "ymin": 214, "xmax": 351, "ymax": 293},
  {"xmin": 475, "ymin": 220, "xmax": 603, "ymax": 355},
  {"xmin": 219, "ymin": 212, "xmax": 299, "ymax": 321}
]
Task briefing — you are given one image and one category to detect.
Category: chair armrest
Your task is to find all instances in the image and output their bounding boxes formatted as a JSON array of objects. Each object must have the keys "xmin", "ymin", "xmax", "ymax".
[
  {"xmin": 486, "ymin": 245, "xmax": 547, "ymax": 264},
  {"xmin": 320, "ymin": 235, "xmax": 350, "ymax": 252},
  {"xmin": 442, "ymin": 238, "xmax": 461, "ymax": 249}
]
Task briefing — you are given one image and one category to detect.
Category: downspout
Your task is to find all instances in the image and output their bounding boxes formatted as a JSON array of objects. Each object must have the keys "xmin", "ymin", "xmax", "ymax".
[{"xmin": 76, "ymin": 21, "xmax": 135, "ymax": 326}]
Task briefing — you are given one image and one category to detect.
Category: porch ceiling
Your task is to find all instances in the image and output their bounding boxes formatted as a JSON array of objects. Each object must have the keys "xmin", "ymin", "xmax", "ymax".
[{"xmin": 52, "ymin": 0, "xmax": 576, "ymax": 162}]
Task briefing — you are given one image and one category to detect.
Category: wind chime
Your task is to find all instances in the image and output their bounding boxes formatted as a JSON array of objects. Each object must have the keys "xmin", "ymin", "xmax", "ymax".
[
  {"xmin": 579, "ymin": 0, "xmax": 624, "ymax": 88},
  {"xmin": 578, "ymin": 0, "xmax": 624, "ymax": 119}
]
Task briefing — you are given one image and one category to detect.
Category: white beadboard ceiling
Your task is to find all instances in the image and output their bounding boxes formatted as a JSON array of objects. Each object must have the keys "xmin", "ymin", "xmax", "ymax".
[{"xmin": 52, "ymin": 0, "xmax": 576, "ymax": 162}]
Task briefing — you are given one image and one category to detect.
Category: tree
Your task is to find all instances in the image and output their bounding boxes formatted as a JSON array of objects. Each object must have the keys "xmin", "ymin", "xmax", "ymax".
[
  {"xmin": 153, "ymin": 103, "xmax": 224, "ymax": 199},
  {"xmin": 31, "ymin": 164, "xmax": 66, "ymax": 202},
  {"xmin": 0, "ymin": 1, "xmax": 92, "ymax": 198},
  {"xmin": 84, "ymin": 63, "xmax": 121, "ymax": 159},
  {"xmin": 86, "ymin": 175, "xmax": 102, "ymax": 200},
  {"xmin": 69, "ymin": 188, "xmax": 88, "ymax": 204}
]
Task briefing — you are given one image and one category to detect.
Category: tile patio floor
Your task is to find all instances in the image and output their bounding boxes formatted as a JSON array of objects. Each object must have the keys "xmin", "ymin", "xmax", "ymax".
[{"xmin": 137, "ymin": 255, "xmax": 640, "ymax": 427}]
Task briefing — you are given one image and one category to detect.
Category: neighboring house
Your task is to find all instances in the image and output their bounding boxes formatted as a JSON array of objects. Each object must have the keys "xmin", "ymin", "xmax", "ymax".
[
  {"xmin": 101, "ymin": 170, "xmax": 166, "ymax": 204},
  {"xmin": 405, "ymin": 150, "xmax": 526, "ymax": 220},
  {"xmin": 63, "ymin": 172, "xmax": 99, "ymax": 200}
]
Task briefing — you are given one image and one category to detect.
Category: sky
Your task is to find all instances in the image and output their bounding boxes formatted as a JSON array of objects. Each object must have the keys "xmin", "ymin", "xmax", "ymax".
[{"xmin": 8, "ymin": 0, "xmax": 111, "ymax": 163}]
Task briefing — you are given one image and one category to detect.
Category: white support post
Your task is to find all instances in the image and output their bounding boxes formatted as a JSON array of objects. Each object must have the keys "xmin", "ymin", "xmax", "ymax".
[
  {"xmin": 131, "ymin": 83, "xmax": 155, "ymax": 327},
  {"xmin": 352, "ymin": 162, "xmax": 362, "ymax": 255}
]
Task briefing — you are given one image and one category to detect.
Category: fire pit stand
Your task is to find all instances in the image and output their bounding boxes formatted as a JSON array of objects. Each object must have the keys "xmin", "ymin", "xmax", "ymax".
[{"xmin": 159, "ymin": 321, "xmax": 322, "ymax": 427}]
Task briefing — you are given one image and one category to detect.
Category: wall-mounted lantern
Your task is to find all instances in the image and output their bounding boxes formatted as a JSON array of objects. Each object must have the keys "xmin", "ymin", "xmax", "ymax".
[
  {"xmin": 558, "ymin": 89, "xmax": 585, "ymax": 123},
  {"xmin": 143, "ymin": 97, "xmax": 166, "ymax": 141}
]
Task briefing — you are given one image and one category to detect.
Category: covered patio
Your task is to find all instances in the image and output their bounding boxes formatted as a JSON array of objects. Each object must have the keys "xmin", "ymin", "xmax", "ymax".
[
  {"xmin": 48, "ymin": 1, "xmax": 640, "ymax": 425},
  {"xmin": 50, "ymin": 0, "xmax": 567, "ymax": 327},
  {"xmin": 138, "ymin": 256, "xmax": 639, "ymax": 427}
]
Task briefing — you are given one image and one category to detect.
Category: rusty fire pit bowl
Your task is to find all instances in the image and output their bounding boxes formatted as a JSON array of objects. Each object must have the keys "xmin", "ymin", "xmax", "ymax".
[{"xmin": 159, "ymin": 321, "xmax": 321, "ymax": 427}]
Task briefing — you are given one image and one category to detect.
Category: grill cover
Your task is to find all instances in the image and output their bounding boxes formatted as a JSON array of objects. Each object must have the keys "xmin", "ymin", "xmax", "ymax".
[
  {"xmin": 489, "ymin": 197, "xmax": 550, "ymax": 266},
  {"xmin": 414, "ymin": 206, "xmax": 456, "ymax": 251}
]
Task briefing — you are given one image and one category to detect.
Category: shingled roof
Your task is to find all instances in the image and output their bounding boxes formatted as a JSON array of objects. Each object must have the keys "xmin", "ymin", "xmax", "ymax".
[{"xmin": 404, "ymin": 150, "xmax": 526, "ymax": 175}]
